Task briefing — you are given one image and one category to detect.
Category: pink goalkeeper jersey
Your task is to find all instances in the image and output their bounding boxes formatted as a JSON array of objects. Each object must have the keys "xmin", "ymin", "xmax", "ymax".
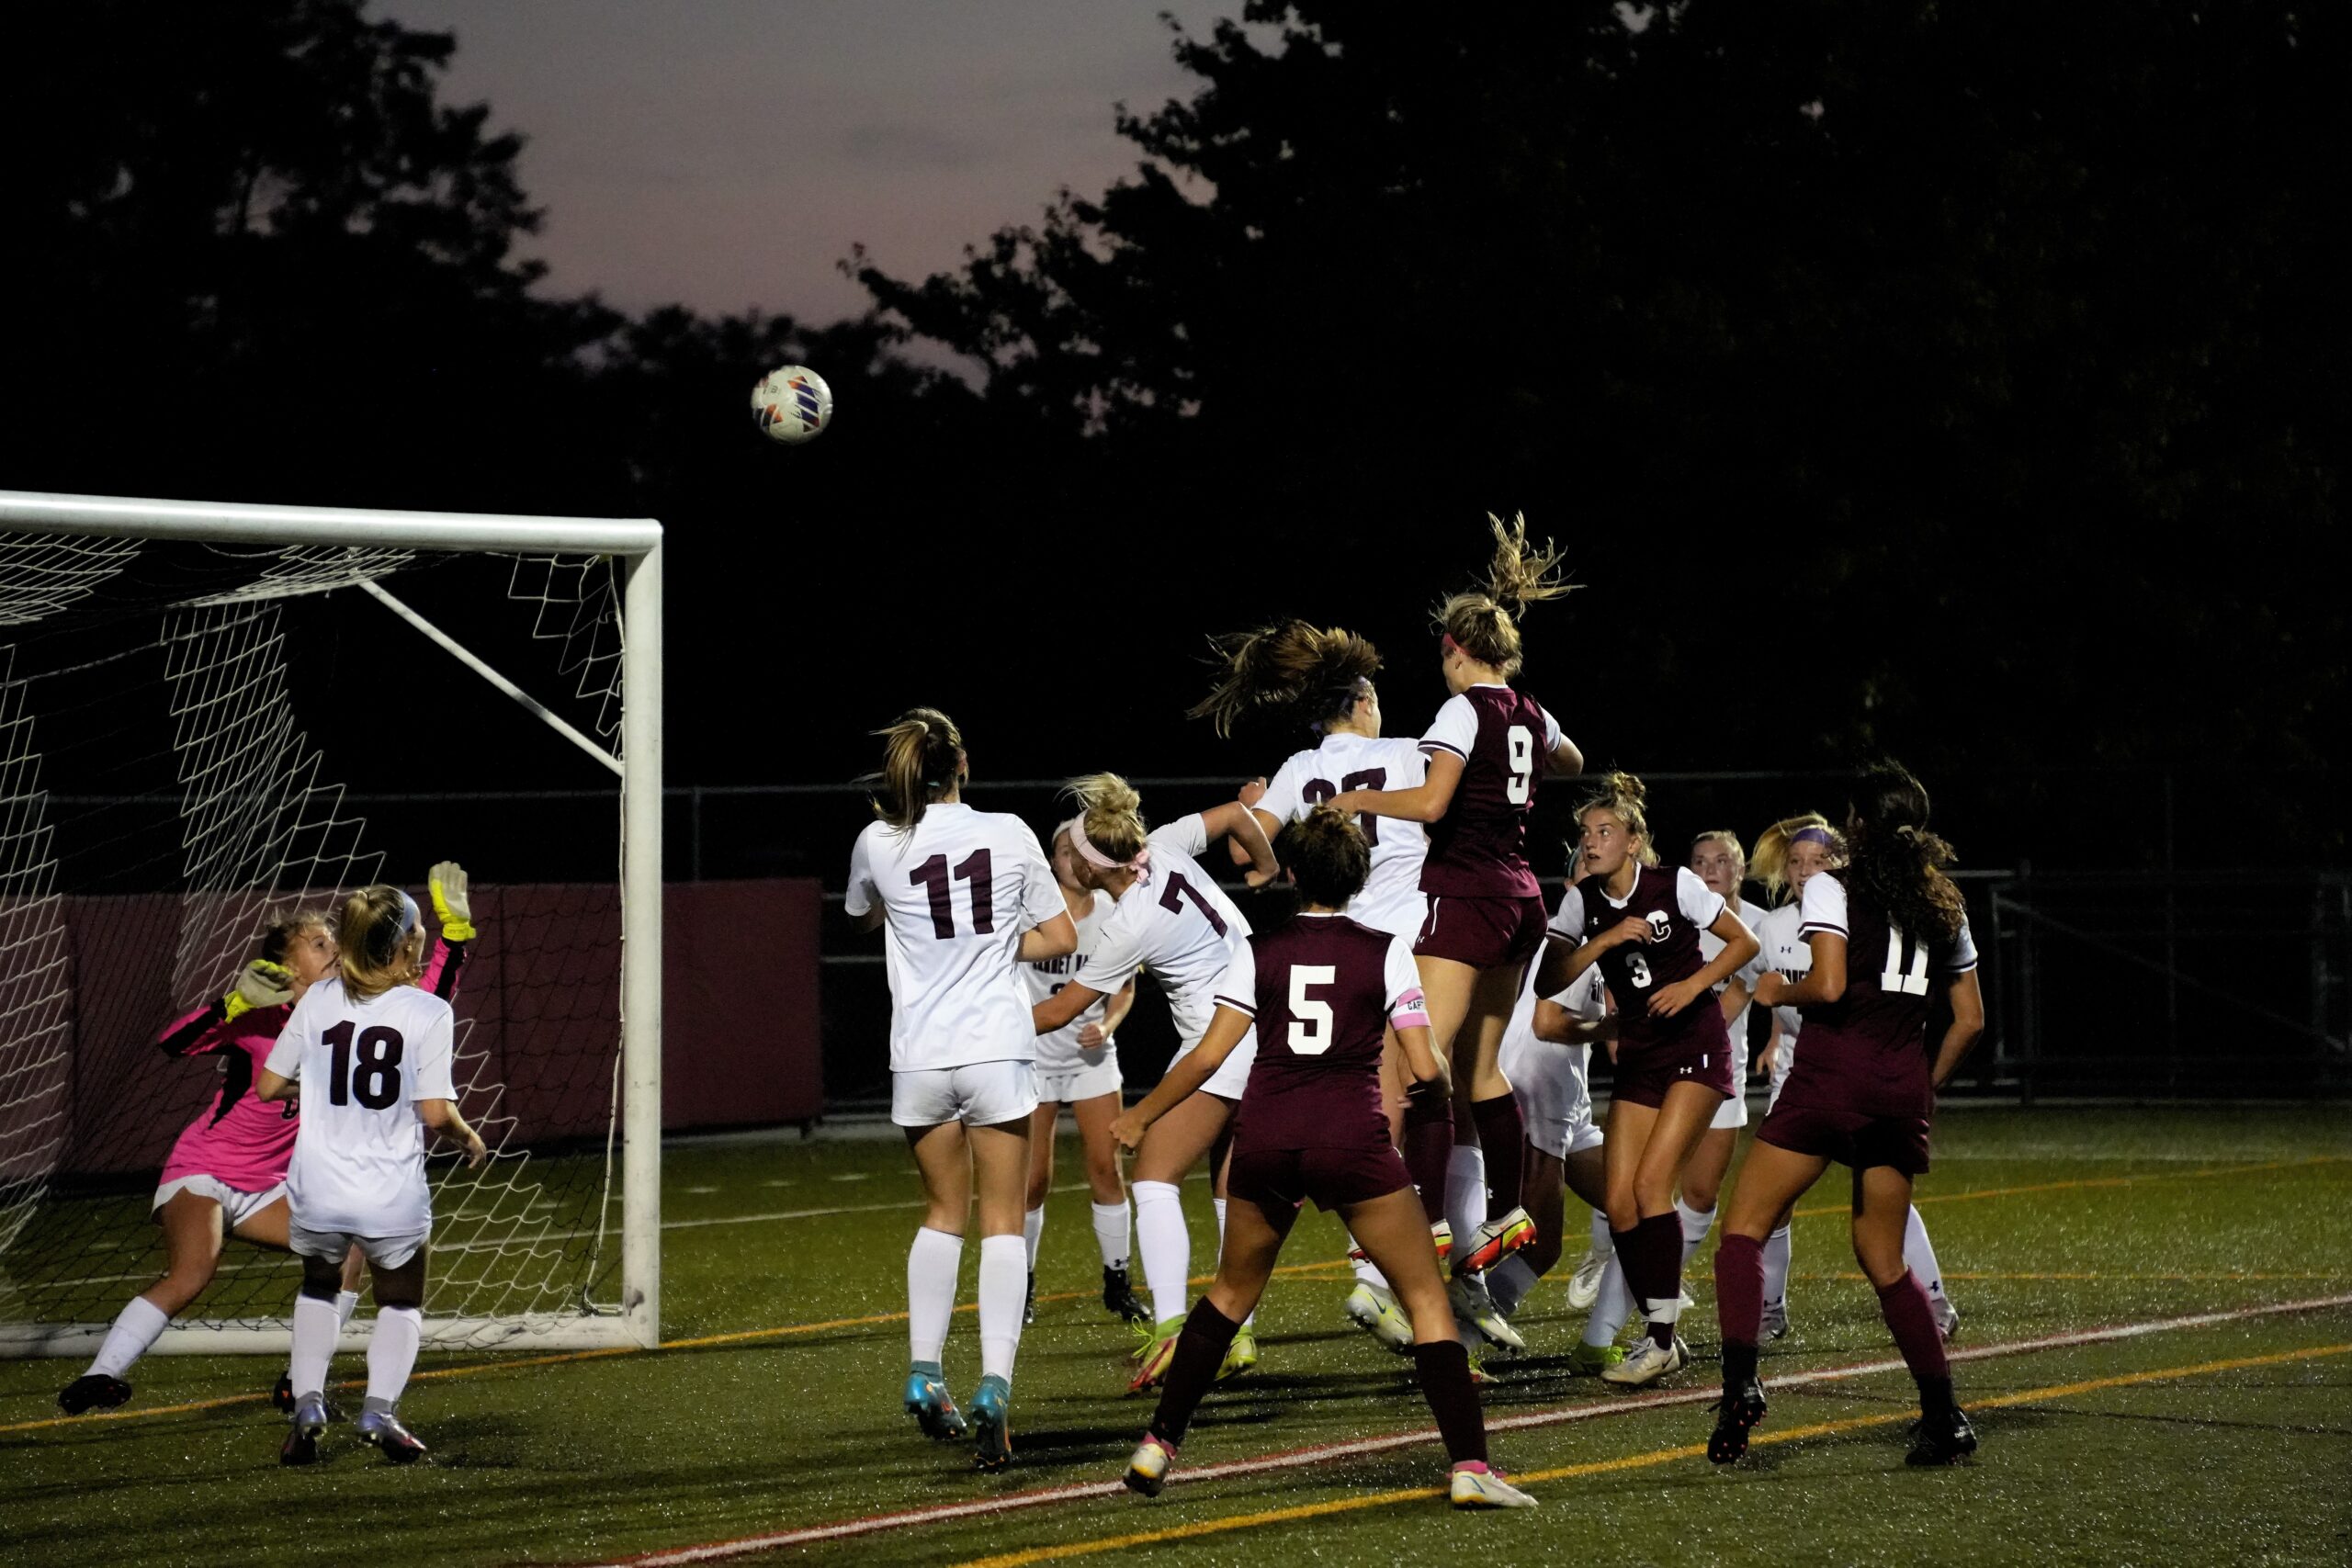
[{"xmin": 156, "ymin": 938, "xmax": 466, "ymax": 1194}]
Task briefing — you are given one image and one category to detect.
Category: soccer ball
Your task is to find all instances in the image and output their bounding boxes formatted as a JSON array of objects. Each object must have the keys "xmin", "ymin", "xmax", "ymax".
[{"xmin": 751, "ymin": 365, "xmax": 832, "ymax": 444}]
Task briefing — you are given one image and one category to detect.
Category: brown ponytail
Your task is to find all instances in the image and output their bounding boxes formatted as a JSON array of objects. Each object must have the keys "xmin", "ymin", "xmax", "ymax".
[
  {"xmin": 1844, "ymin": 761, "xmax": 1965, "ymax": 942},
  {"xmin": 1433, "ymin": 513, "xmax": 1577, "ymax": 677},
  {"xmin": 1063, "ymin": 773, "xmax": 1148, "ymax": 864},
  {"xmin": 1188, "ymin": 620, "xmax": 1383, "ymax": 738},
  {"xmin": 1284, "ymin": 804, "xmax": 1373, "ymax": 908},
  {"xmin": 868, "ymin": 707, "xmax": 965, "ymax": 833},
  {"xmin": 338, "ymin": 886, "xmax": 426, "ymax": 1002}
]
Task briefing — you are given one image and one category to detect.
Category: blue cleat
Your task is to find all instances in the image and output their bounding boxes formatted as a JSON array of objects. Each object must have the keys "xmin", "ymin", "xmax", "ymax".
[
  {"xmin": 969, "ymin": 1374, "xmax": 1012, "ymax": 1472},
  {"xmin": 279, "ymin": 1393, "xmax": 329, "ymax": 1466},
  {"xmin": 903, "ymin": 1371, "xmax": 968, "ymax": 1440}
]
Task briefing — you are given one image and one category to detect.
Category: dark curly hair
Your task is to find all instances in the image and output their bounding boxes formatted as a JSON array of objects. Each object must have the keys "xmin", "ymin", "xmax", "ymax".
[
  {"xmin": 1284, "ymin": 804, "xmax": 1373, "ymax": 909},
  {"xmin": 1842, "ymin": 761, "xmax": 1965, "ymax": 943}
]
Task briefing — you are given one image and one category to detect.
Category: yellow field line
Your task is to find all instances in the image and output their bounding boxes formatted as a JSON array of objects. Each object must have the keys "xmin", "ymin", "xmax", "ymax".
[
  {"xmin": 953, "ymin": 1341, "xmax": 2352, "ymax": 1568},
  {"xmin": 1791, "ymin": 1154, "xmax": 2346, "ymax": 1220}
]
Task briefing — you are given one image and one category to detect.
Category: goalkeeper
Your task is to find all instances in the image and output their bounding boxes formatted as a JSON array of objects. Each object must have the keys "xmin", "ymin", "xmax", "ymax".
[{"xmin": 57, "ymin": 863, "xmax": 477, "ymax": 1417}]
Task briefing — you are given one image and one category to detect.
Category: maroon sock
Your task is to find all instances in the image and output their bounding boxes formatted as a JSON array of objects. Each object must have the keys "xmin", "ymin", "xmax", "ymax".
[
  {"xmin": 1147, "ymin": 1299, "xmax": 1240, "ymax": 1447},
  {"xmin": 1401, "ymin": 1092, "xmax": 1453, "ymax": 1227},
  {"xmin": 1469, "ymin": 1095, "xmax": 1527, "ymax": 1225},
  {"xmin": 1716, "ymin": 1233, "xmax": 1764, "ymax": 1384},
  {"xmin": 1409, "ymin": 1340, "xmax": 1488, "ymax": 1465},
  {"xmin": 1875, "ymin": 1270, "xmax": 1951, "ymax": 1386},
  {"xmin": 1612, "ymin": 1213, "xmax": 1684, "ymax": 1349}
]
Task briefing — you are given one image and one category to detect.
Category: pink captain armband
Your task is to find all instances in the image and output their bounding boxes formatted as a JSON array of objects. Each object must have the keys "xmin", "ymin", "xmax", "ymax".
[{"xmin": 1389, "ymin": 987, "xmax": 1430, "ymax": 1032}]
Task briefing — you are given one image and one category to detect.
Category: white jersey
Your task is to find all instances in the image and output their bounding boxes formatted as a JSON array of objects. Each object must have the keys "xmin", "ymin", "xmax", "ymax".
[
  {"xmin": 847, "ymin": 803, "xmax": 1066, "ymax": 1072},
  {"xmin": 1086, "ymin": 816, "xmax": 1252, "ymax": 1050},
  {"xmin": 1023, "ymin": 889, "xmax": 1116, "ymax": 1072},
  {"xmin": 1498, "ymin": 942, "xmax": 1606, "ymax": 1077},
  {"xmin": 1754, "ymin": 900, "xmax": 1810, "ymax": 1043},
  {"xmin": 1699, "ymin": 896, "xmax": 1767, "ymax": 1068},
  {"xmin": 266, "ymin": 976, "xmax": 456, "ymax": 1235},
  {"xmin": 1257, "ymin": 733, "xmax": 1429, "ymax": 936}
]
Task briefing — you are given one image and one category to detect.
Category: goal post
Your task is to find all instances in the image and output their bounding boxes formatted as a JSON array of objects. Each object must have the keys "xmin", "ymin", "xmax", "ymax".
[{"xmin": 0, "ymin": 489, "xmax": 662, "ymax": 1356}]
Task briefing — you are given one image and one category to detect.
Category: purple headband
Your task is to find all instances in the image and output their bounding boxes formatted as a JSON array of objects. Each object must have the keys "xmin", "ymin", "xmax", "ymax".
[{"xmin": 1792, "ymin": 826, "xmax": 1836, "ymax": 849}]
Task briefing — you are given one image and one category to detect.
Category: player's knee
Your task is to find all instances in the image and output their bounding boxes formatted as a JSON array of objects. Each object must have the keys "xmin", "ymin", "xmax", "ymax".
[{"xmin": 1682, "ymin": 1174, "xmax": 1722, "ymax": 1213}]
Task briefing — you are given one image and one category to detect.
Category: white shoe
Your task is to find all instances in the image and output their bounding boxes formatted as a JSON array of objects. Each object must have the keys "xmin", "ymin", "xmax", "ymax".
[
  {"xmin": 1450, "ymin": 1462, "xmax": 1538, "ymax": 1508},
  {"xmin": 1599, "ymin": 1335, "xmax": 1689, "ymax": 1387},
  {"xmin": 1565, "ymin": 1248, "xmax": 1608, "ymax": 1311},
  {"xmin": 1449, "ymin": 1273, "xmax": 1526, "ymax": 1355},
  {"xmin": 1124, "ymin": 1432, "xmax": 1175, "ymax": 1496},
  {"xmin": 1344, "ymin": 1282, "xmax": 1416, "ymax": 1353},
  {"xmin": 1760, "ymin": 1299, "xmax": 1792, "ymax": 1341},
  {"xmin": 1935, "ymin": 1297, "xmax": 1961, "ymax": 1342}
]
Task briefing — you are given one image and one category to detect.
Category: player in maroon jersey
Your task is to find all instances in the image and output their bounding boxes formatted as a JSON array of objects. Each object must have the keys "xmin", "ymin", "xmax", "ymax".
[
  {"xmin": 1329, "ymin": 515, "xmax": 1582, "ymax": 1330},
  {"xmin": 1532, "ymin": 773, "xmax": 1759, "ymax": 1386},
  {"xmin": 1109, "ymin": 807, "xmax": 1535, "ymax": 1510},
  {"xmin": 1707, "ymin": 761, "xmax": 1986, "ymax": 1467}
]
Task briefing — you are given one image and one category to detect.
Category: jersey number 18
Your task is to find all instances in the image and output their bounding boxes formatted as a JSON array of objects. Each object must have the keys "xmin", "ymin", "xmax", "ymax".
[{"xmin": 322, "ymin": 1020, "xmax": 406, "ymax": 1111}]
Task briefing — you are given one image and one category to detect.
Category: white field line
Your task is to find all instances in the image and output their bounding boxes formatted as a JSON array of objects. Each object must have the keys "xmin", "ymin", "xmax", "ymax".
[{"xmin": 584, "ymin": 1292, "xmax": 2352, "ymax": 1566}]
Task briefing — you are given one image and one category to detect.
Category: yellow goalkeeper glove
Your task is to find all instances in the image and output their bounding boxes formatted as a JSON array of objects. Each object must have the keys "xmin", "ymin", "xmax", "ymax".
[
  {"xmin": 223, "ymin": 960, "xmax": 294, "ymax": 1021},
  {"xmin": 429, "ymin": 860, "xmax": 475, "ymax": 942}
]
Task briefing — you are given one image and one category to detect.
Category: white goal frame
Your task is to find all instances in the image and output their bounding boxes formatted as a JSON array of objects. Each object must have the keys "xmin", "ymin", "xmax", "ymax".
[{"xmin": 0, "ymin": 490, "xmax": 663, "ymax": 1354}]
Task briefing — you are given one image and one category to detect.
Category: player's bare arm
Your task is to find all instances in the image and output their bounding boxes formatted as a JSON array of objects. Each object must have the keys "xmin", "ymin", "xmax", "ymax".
[
  {"xmin": 1532, "ymin": 997, "xmax": 1615, "ymax": 1046},
  {"xmin": 1196, "ymin": 798, "xmax": 1280, "ymax": 886},
  {"xmin": 1078, "ymin": 980, "xmax": 1136, "ymax": 1048},
  {"xmin": 419, "ymin": 1098, "xmax": 490, "ymax": 1168},
  {"xmin": 1110, "ymin": 1003, "xmax": 1248, "ymax": 1150},
  {"xmin": 1016, "ymin": 909, "xmax": 1079, "ymax": 963},
  {"xmin": 1650, "ymin": 908, "xmax": 1760, "ymax": 1019},
  {"xmin": 1755, "ymin": 930, "xmax": 1848, "ymax": 1010},
  {"xmin": 1928, "ymin": 969, "xmax": 1986, "ymax": 1090},
  {"xmin": 1033, "ymin": 979, "xmax": 1103, "ymax": 1036},
  {"xmin": 1329, "ymin": 747, "xmax": 1461, "ymax": 824}
]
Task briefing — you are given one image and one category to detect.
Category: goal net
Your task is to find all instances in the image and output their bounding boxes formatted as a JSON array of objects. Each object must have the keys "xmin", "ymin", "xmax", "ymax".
[{"xmin": 0, "ymin": 492, "xmax": 662, "ymax": 1356}]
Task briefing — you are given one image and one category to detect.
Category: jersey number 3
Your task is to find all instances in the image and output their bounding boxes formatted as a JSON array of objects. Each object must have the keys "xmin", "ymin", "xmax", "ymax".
[{"xmin": 322, "ymin": 1020, "xmax": 406, "ymax": 1110}]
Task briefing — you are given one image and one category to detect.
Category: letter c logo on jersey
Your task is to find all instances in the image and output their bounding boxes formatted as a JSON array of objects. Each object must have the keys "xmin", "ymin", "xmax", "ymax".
[{"xmin": 1645, "ymin": 910, "xmax": 1673, "ymax": 942}]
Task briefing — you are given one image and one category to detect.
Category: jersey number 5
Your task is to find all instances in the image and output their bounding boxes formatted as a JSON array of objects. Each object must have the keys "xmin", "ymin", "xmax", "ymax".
[
  {"xmin": 910, "ymin": 850, "xmax": 995, "ymax": 940},
  {"xmin": 1287, "ymin": 965, "xmax": 1337, "ymax": 1055},
  {"xmin": 322, "ymin": 1020, "xmax": 406, "ymax": 1111},
  {"xmin": 1505, "ymin": 726, "xmax": 1534, "ymax": 805}
]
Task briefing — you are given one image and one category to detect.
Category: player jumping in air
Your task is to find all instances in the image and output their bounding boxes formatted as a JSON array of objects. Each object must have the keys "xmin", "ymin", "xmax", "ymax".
[
  {"xmin": 848, "ymin": 709, "xmax": 1078, "ymax": 1472},
  {"xmin": 1112, "ymin": 807, "xmax": 1535, "ymax": 1510},
  {"xmin": 1709, "ymin": 761, "xmax": 1985, "ymax": 1467},
  {"xmin": 258, "ymin": 879, "xmax": 488, "ymax": 1464}
]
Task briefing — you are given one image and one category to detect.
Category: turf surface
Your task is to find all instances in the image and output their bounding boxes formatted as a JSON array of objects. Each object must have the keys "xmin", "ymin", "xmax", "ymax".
[{"xmin": 3, "ymin": 1104, "xmax": 2347, "ymax": 1566}]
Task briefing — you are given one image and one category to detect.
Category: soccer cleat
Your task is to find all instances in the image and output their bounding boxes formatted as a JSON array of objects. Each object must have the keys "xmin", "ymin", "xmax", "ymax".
[
  {"xmin": 1565, "ymin": 1341, "xmax": 1625, "ymax": 1375},
  {"xmin": 969, "ymin": 1375, "xmax": 1013, "ymax": 1472},
  {"xmin": 1760, "ymin": 1299, "xmax": 1792, "ymax": 1341},
  {"xmin": 1430, "ymin": 1219, "xmax": 1453, "ymax": 1269},
  {"xmin": 1124, "ymin": 1431, "xmax": 1177, "ymax": 1496},
  {"xmin": 1707, "ymin": 1376, "xmax": 1770, "ymax": 1463},
  {"xmin": 1344, "ymin": 1282, "xmax": 1417, "ymax": 1353},
  {"xmin": 1565, "ymin": 1248, "xmax": 1609, "ymax": 1311},
  {"xmin": 278, "ymin": 1393, "xmax": 329, "ymax": 1466},
  {"xmin": 1449, "ymin": 1461, "xmax": 1539, "ymax": 1509},
  {"xmin": 1449, "ymin": 1272, "xmax": 1526, "ymax": 1355},
  {"xmin": 1102, "ymin": 1266, "xmax": 1149, "ymax": 1325},
  {"xmin": 269, "ymin": 1373, "xmax": 344, "ymax": 1421},
  {"xmin": 1455, "ymin": 1206, "xmax": 1536, "ymax": 1276},
  {"xmin": 1128, "ymin": 1316, "xmax": 1185, "ymax": 1393},
  {"xmin": 1905, "ymin": 1404, "xmax": 1979, "ymax": 1466},
  {"xmin": 1023, "ymin": 1270, "xmax": 1037, "ymax": 1326},
  {"xmin": 903, "ymin": 1371, "xmax": 970, "ymax": 1439},
  {"xmin": 1600, "ymin": 1334, "xmax": 1689, "ymax": 1387},
  {"xmin": 355, "ymin": 1407, "xmax": 428, "ymax": 1464},
  {"xmin": 1935, "ymin": 1298, "xmax": 1961, "ymax": 1342},
  {"xmin": 1215, "ymin": 1325, "xmax": 1259, "ymax": 1382},
  {"xmin": 57, "ymin": 1374, "xmax": 132, "ymax": 1416}
]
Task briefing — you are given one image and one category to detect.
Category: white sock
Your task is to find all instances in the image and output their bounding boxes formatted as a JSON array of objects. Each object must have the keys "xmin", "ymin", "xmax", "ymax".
[
  {"xmin": 1022, "ymin": 1206, "xmax": 1045, "ymax": 1270},
  {"xmin": 977, "ymin": 1234, "xmax": 1026, "ymax": 1384},
  {"xmin": 1445, "ymin": 1145, "xmax": 1486, "ymax": 1247},
  {"xmin": 1488, "ymin": 1255, "xmax": 1539, "ymax": 1317},
  {"xmin": 907, "ymin": 1226, "xmax": 963, "ymax": 1368},
  {"xmin": 288, "ymin": 1294, "xmax": 339, "ymax": 1400},
  {"xmin": 1582, "ymin": 1258, "xmax": 1634, "ymax": 1348},
  {"xmin": 1132, "ymin": 1180, "xmax": 1189, "ymax": 1325},
  {"xmin": 1903, "ymin": 1206, "xmax": 1947, "ymax": 1303},
  {"xmin": 1762, "ymin": 1224, "xmax": 1793, "ymax": 1310},
  {"xmin": 1589, "ymin": 1207, "xmax": 1613, "ymax": 1258},
  {"xmin": 1674, "ymin": 1197, "xmax": 1717, "ymax": 1272},
  {"xmin": 87, "ymin": 1296, "xmax": 170, "ymax": 1380},
  {"xmin": 363, "ymin": 1305, "xmax": 423, "ymax": 1413},
  {"xmin": 1344, "ymin": 1229, "xmax": 1391, "ymax": 1289},
  {"xmin": 334, "ymin": 1290, "xmax": 362, "ymax": 1329},
  {"xmin": 1091, "ymin": 1201, "xmax": 1130, "ymax": 1271}
]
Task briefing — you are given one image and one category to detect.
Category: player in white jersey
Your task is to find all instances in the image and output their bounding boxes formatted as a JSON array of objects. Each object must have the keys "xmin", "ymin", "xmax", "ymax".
[
  {"xmin": 847, "ymin": 709, "xmax": 1078, "ymax": 1472},
  {"xmin": 1028, "ymin": 773, "xmax": 1277, "ymax": 1389},
  {"xmin": 1019, "ymin": 822, "xmax": 1145, "ymax": 1326},
  {"xmin": 1672, "ymin": 830, "xmax": 1768, "ymax": 1277},
  {"xmin": 256, "ymin": 880, "xmax": 487, "ymax": 1466},
  {"xmin": 1188, "ymin": 620, "xmax": 1435, "ymax": 1351}
]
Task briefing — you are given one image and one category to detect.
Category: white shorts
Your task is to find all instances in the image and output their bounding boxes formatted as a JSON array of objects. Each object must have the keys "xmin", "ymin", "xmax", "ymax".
[
  {"xmin": 288, "ymin": 1221, "xmax": 429, "ymax": 1271},
  {"xmin": 1710, "ymin": 1037, "xmax": 1752, "ymax": 1129},
  {"xmin": 892, "ymin": 1060, "xmax": 1040, "ymax": 1129},
  {"xmin": 1349, "ymin": 887, "xmax": 1429, "ymax": 942},
  {"xmin": 1035, "ymin": 1047, "xmax": 1123, "ymax": 1106},
  {"xmin": 1174, "ymin": 1025, "xmax": 1257, "ymax": 1101},
  {"xmin": 153, "ymin": 1174, "xmax": 287, "ymax": 1232},
  {"xmin": 1500, "ymin": 1033, "xmax": 1601, "ymax": 1160}
]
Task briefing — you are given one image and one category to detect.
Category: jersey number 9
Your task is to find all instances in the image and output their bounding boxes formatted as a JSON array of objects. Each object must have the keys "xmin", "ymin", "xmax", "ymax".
[{"xmin": 1505, "ymin": 726, "xmax": 1534, "ymax": 805}]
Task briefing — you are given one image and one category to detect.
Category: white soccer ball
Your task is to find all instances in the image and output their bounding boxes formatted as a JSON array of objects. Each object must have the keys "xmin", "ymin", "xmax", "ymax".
[{"xmin": 751, "ymin": 365, "xmax": 833, "ymax": 444}]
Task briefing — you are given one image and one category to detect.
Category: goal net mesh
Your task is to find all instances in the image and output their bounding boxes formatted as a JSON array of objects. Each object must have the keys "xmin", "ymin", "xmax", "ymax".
[{"xmin": 0, "ymin": 533, "xmax": 631, "ymax": 1353}]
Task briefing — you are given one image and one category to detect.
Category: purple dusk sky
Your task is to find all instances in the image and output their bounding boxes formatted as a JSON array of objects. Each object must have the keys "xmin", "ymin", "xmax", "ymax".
[{"xmin": 376, "ymin": 1, "xmax": 1253, "ymax": 326}]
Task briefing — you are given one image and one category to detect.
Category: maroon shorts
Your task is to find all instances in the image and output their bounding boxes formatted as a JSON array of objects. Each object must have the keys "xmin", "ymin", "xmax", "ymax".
[
  {"xmin": 1758, "ymin": 1101, "xmax": 1932, "ymax": 1175},
  {"xmin": 1415, "ymin": 894, "xmax": 1547, "ymax": 971},
  {"xmin": 1610, "ymin": 1012, "xmax": 1738, "ymax": 1109},
  {"xmin": 1227, "ymin": 1141, "xmax": 1414, "ymax": 1213}
]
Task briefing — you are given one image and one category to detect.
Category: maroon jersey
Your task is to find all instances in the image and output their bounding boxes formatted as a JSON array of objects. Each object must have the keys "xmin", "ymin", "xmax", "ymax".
[
  {"xmin": 1550, "ymin": 863, "xmax": 1727, "ymax": 1053},
  {"xmin": 1781, "ymin": 871, "xmax": 1979, "ymax": 1118},
  {"xmin": 1417, "ymin": 684, "xmax": 1561, "ymax": 898},
  {"xmin": 1214, "ymin": 913, "xmax": 1429, "ymax": 1151}
]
